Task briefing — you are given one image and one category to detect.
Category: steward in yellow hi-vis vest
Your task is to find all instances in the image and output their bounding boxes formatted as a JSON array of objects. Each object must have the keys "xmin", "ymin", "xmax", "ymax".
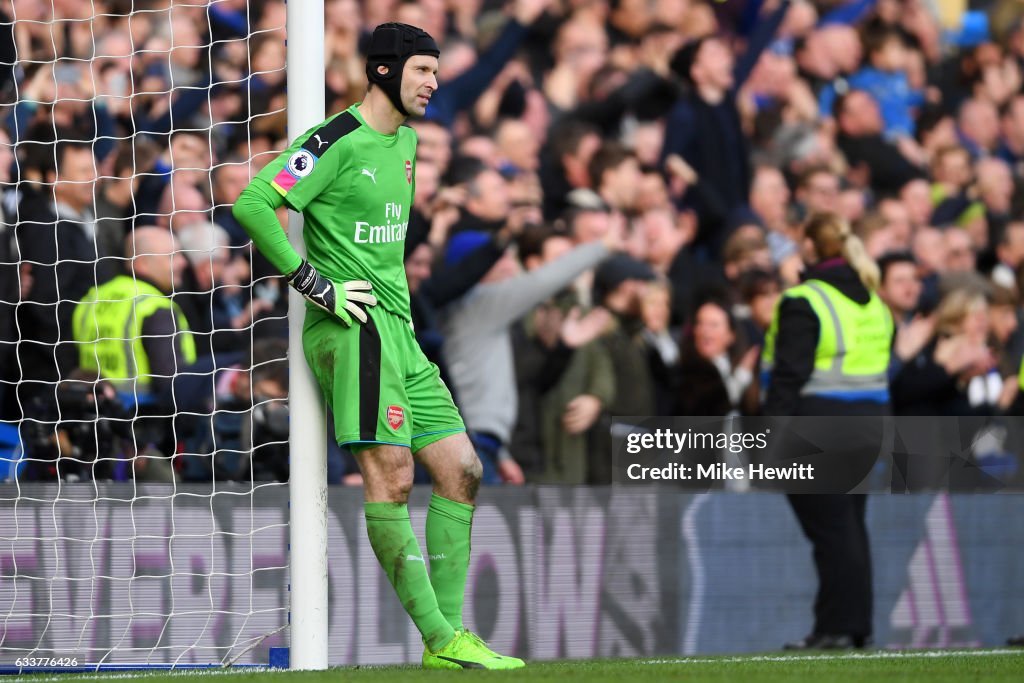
[
  {"xmin": 763, "ymin": 223, "xmax": 894, "ymax": 417},
  {"xmin": 763, "ymin": 279, "xmax": 893, "ymax": 403},
  {"xmin": 71, "ymin": 228, "xmax": 195, "ymax": 408},
  {"xmin": 761, "ymin": 212, "xmax": 893, "ymax": 653}
]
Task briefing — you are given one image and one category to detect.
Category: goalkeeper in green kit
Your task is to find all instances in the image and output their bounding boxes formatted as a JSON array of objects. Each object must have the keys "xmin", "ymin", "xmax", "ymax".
[{"xmin": 233, "ymin": 23, "xmax": 524, "ymax": 670}]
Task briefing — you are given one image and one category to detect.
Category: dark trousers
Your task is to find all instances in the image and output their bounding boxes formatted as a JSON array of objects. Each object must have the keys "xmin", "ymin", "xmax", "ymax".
[
  {"xmin": 786, "ymin": 494, "xmax": 872, "ymax": 639},
  {"xmin": 468, "ymin": 431, "xmax": 502, "ymax": 485}
]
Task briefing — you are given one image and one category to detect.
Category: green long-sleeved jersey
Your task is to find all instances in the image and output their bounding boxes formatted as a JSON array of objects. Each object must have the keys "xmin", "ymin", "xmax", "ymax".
[{"xmin": 233, "ymin": 104, "xmax": 418, "ymax": 320}]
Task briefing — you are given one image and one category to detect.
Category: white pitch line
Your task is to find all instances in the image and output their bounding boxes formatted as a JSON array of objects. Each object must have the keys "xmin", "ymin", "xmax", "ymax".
[
  {"xmin": 642, "ymin": 648, "xmax": 1024, "ymax": 665},
  {"xmin": 7, "ymin": 650, "xmax": 1023, "ymax": 682}
]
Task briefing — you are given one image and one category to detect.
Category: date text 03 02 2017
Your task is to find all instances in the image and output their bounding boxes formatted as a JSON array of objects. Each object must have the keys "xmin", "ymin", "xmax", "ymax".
[{"xmin": 626, "ymin": 462, "xmax": 815, "ymax": 481}]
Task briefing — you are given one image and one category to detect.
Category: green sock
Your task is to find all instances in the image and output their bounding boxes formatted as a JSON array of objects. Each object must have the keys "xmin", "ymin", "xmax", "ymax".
[
  {"xmin": 364, "ymin": 502, "xmax": 455, "ymax": 651},
  {"xmin": 425, "ymin": 493, "xmax": 475, "ymax": 630}
]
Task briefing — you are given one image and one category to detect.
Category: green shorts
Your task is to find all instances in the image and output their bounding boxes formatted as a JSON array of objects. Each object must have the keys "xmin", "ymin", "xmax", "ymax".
[{"xmin": 302, "ymin": 305, "xmax": 465, "ymax": 452}]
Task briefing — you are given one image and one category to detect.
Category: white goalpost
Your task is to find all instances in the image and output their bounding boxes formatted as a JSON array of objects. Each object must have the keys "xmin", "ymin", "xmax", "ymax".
[
  {"xmin": 0, "ymin": 0, "xmax": 327, "ymax": 671},
  {"xmin": 284, "ymin": 0, "xmax": 328, "ymax": 672}
]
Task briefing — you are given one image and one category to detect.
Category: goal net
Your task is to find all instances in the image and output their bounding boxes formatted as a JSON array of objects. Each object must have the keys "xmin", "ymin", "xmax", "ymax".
[{"xmin": 0, "ymin": 0, "xmax": 296, "ymax": 668}]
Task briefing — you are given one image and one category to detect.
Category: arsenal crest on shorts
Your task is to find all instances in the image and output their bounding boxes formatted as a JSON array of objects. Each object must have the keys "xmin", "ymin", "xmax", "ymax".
[
  {"xmin": 387, "ymin": 405, "xmax": 405, "ymax": 430},
  {"xmin": 405, "ymin": 160, "xmax": 412, "ymax": 184}
]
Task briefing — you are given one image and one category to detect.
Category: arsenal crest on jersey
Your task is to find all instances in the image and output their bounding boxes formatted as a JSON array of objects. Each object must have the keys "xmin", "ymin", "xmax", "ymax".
[{"xmin": 405, "ymin": 160, "xmax": 412, "ymax": 184}]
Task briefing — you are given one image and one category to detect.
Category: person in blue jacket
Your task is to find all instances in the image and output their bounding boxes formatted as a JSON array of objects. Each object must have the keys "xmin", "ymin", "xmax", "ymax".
[{"xmin": 818, "ymin": 26, "xmax": 924, "ymax": 141}]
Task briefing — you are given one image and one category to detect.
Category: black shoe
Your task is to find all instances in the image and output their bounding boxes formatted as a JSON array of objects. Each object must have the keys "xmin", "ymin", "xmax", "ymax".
[
  {"xmin": 783, "ymin": 633, "xmax": 858, "ymax": 650},
  {"xmin": 1008, "ymin": 635, "xmax": 1024, "ymax": 646}
]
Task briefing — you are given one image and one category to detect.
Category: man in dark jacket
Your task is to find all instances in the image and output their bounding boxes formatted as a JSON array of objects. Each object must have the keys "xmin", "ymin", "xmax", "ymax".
[
  {"xmin": 13, "ymin": 140, "xmax": 114, "ymax": 417},
  {"xmin": 661, "ymin": 0, "xmax": 790, "ymax": 254},
  {"xmin": 835, "ymin": 89, "xmax": 925, "ymax": 196}
]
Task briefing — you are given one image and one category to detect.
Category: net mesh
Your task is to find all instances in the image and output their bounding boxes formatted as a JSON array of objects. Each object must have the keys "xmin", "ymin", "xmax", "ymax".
[{"xmin": 0, "ymin": 0, "xmax": 291, "ymax": 666}]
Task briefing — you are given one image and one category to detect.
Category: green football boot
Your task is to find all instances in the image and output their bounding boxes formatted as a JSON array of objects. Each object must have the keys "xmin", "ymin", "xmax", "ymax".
[{"xmin": 422, "ymin": 629, "xmax": 526, "ymax": 670}]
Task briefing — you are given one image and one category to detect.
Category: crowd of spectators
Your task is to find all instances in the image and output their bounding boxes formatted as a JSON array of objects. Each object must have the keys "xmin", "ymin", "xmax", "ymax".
[{"xmin": 2, "ymin": 0, "xmax": 1024, "ymax": 485}]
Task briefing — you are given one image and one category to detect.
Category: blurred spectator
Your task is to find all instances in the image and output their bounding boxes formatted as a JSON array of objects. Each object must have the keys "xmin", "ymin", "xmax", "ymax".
[
  {"xmin": 834, "ymin": 89, "xmax": 925, "ymax": 195},
  {"xmin": 929, "ymin": 145, "xmax": 982, "ymax": 232},
  {"xmin": 211, "ymin": 155, "xmax": 255, "ymax": 247},
  {"xmin": 511, "ymin": 225, "xmax": 613, "ymax": 483},
  {"xmin": 899, "ymin": 177, "xmax": 935, "ymax": 230},
  {"xmin": 544, "ymin": 13, "xmax": 610, "ymax": 113},
  {"xmin": 819, "ymin": 26, "xmax": 923, "ymax": 140},
  {"xmin": 878, "ymin": 251, "xmax": 923, "ymax": 323},
  {"xmin": 735, "ymin": 268, "xmax": 782, "ymax": 348},
  {"xmin": 158, "ymin": 176, "xmax": 212, "ymax": 233},
  {"xmin": 945, "ymin": 228, "xmax": 977, "ymax": 273},
  {"xmin": 958, "ymin": 96, "xmax": 1001, "ymax": 159},
  {"xmin": 854, "ymin": 212, "xmax": 893, "ymax": 259},
  {"xmin": 539, "ymin": 120, "xmax": 601, "ymax": 221},
  {"xmin": 406, "ymin": 220, "xmax": 514, "ymax": 397},
  {"xmin": 408, "ymin": 119, "xmax": 452, "ymax": 174},
  {"xmin": 440, "ymin": 229, "xmax": 614, "ymax": 485},
  {"xmin": 176, "ymin": 221, "xmax": 269, "ymax": 355},
  {"xmin": 589, "ymin": 142, "xmax": 643, "ymax": 215},
  {"xmin": 750, "ymin": 165, "xmax": 796, "ymax": 263},
  {"xmin": 0, "ymin": 3, "xmax": 13, "ymax": 103},
  {"xmin": 495, "ymin": 118, "xmax": 541, "ymax": 176},
  {"xmin": 677, "ymin": 298, "xmax": 758, "ymax": 417},
  {"xmin": 974, "ymin": 157, "xmax": 1015, "ymax": 253},
  {"xmin": 997, "ymin": 93, "xmax": 1024, "ymax": 173},
  {"xmin": 892, "ymin": 286, "xmax": 996, "ymax": 415},
  {"xmin": 721, "ymin": 228, "xmax": 774, "ymax": 286},
  {"xmin": 588, "ymin": 253, "xmax": 658, "ymax": 482},
  {"xmin": 137, "ymin": 130, "xmax": 211, "ymax": 222},
  {"xmin": 878, "ymin": 197, "xmax": 913, "ymax": 251},
  {"xmin": 795, "ymin": 165, "xmax": 841, "ymax": 218},
  {"xmin": 637, "ymin": 165, "xmax": 672, "ymax": 213},
  {"xmin": 662, "ymin": 0, "xmax": 790, "ymax": 250},
  {"xmin": 95, "ymin": 141, "xmax": 160, "ymax": 266},
  {"xmin": 446, "ymin": 158, "xmax": 512, "ymax": 234},
  {"xmin": 794, "ymin": 24, "xmax": 862, "ymax": 95},
  {"xmin": 640, "ymin": 279, "xmax": 681, "ymax": 416},
  {"xmin": 989, "ymin": 284, "xmax": 1021, "ymax": 383},
  {"xmin": 916, "ymin": 106, "xmax": 959, "ymax": 163},
  {"xmin": 13, "ymin": 139, "xmax": 115, "ymax": 417},
  {"xmin": 991, "ymin": 221, "xmax": 1024, "ymax": 291},
  {"xmin": 912, "ymin": 225, "xmax": 946, "ymax": 309},
  {"xmin": 638, "ymin": 205, "xmax": 722, "ymax": 326}
]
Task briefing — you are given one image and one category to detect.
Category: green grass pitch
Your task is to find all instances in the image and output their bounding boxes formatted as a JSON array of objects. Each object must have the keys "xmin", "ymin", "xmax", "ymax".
[{"xmin": 7, "ymin": 650, "xmax": 1024, "ymax": 683}]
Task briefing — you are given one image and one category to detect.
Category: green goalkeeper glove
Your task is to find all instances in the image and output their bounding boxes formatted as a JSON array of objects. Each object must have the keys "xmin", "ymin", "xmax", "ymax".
[{"xmin": 287, "ymin": 260, "xmax": 377, "ymax": 325}]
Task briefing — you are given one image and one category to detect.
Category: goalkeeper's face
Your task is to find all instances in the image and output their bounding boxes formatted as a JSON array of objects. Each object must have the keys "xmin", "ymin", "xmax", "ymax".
[{"xmin": 400, "ymin": 55, "xmax": 439, "ymax": 118}]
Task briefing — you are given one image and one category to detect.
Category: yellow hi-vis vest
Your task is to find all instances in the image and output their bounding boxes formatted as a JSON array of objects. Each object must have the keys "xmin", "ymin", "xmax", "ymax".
[
  {"xmin": 72, "ymin": 275, "xmax": 197, "ymax": 395},
  {"xmin": 763, "ymin": 279, "xmax": 893, "ymax": 401}
]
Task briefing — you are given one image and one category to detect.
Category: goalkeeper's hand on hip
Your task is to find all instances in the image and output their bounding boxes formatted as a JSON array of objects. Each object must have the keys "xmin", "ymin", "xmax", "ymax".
[{"xmin": 287, "ymin": 260, "xmax": 377, "ymax": 325}]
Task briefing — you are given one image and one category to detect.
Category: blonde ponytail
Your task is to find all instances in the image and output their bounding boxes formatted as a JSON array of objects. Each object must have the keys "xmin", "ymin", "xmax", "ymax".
[
  {"xmin": 804, "ymin": 212, "xmax": 881, "ymax": 291},
  {"xmin": 841, "ymin": 228, "xmax": 881, "ymax": 291}
]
